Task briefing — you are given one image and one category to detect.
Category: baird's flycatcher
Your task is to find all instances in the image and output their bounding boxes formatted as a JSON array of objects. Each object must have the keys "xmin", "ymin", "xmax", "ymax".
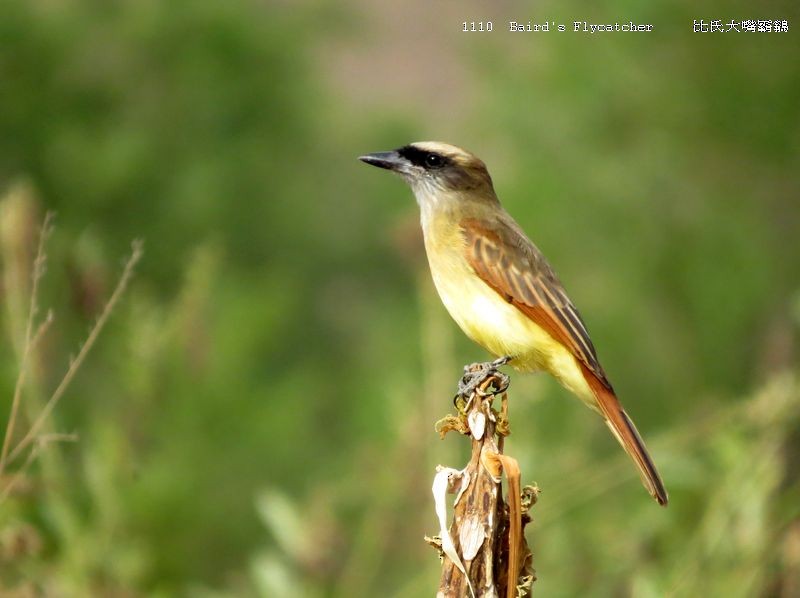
[{"xmin": 360, "ymin": 141, "xmax": 667, "ymax": 506}]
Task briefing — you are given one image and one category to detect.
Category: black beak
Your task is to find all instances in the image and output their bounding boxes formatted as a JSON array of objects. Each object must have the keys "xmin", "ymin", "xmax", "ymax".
[{"xmin": 358, "ymin": 150, "xmax": 407, "ymax": 171}]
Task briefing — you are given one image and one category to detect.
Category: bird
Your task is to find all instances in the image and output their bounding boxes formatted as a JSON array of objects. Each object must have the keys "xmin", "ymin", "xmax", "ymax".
[{"xmin": 359, "ymin": 141, "xmax": 668, "ymax": 506}]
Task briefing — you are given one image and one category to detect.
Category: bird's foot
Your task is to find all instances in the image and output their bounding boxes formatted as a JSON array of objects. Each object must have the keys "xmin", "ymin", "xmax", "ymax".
[{"xmin": 455, "ymin": 356, "xmax": 512, "ymax": 405}]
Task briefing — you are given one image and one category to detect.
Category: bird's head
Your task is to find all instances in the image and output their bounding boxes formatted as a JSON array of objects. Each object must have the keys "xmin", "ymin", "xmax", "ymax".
[{"xmin": 359, "ymin": 142, "xmax": 496, "ymax": 200}]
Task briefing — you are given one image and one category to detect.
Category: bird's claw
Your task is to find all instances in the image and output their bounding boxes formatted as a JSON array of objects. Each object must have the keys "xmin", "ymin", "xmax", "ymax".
[{"xmin": 455, "ymin": 356, "xmax": 512, "ymax": 405}]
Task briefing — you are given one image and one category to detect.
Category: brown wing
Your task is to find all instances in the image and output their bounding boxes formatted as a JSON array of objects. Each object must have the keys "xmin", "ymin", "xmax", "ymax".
[
  {"xmin": 461, "ymin": 216, "xmax": 611, "ymax": 390},
  {"xmin": 461, "ymin": 216, "xmax": 669, "ymax": 506}
]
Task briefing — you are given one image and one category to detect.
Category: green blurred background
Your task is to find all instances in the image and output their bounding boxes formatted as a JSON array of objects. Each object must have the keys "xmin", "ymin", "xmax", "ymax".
[{"xmin": 1, "ymin": 1, "xmax": 799, "ymax": 596}]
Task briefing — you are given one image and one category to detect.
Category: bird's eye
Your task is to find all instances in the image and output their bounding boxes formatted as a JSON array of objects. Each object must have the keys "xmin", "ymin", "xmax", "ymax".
[{"xmin": 425, "ymin": 153, "xmax": 444, "ymax": 168}]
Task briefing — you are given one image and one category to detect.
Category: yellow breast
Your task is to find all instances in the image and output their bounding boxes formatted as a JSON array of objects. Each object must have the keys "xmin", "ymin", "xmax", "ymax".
[
  {"xmin": 425, "ymin": 244, "xmax": 552, "ymax": 369},
  {"xmin": 421, "ymin": 213, "xmax": 596, "ymax": 406}
]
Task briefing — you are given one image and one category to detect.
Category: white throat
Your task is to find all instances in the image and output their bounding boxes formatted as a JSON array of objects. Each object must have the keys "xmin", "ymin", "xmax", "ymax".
[{"xmin": 410, "ymin": 177, "xmax": 456, "ymax": 232}]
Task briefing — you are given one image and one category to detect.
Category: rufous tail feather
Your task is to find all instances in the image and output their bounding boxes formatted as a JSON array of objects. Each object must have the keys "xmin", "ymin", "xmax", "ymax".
[{"xmin": 580, "ymin": 363, "xmax": 668, "ymax": 506}]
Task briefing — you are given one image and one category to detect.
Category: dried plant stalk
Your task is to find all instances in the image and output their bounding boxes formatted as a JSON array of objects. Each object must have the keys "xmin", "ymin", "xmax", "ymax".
[
  {"xmin": 433, "ymin": 365, "xmax": 536, "ymax": 597},
  {"xmin": 0, "ymin": 198, "xmax": 143, "ymax": 502}
]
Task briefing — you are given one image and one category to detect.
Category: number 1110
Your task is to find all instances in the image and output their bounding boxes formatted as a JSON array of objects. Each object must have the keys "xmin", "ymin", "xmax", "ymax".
[{"xmin": 463, "ymin": 21, "xmax": 493, "ymax": 32}]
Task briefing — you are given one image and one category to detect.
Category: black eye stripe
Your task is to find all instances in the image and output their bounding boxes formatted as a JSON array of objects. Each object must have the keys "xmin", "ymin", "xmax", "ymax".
[{"xmin": 397, "ymin": 146, "xmax": 449, "ymax": 170}]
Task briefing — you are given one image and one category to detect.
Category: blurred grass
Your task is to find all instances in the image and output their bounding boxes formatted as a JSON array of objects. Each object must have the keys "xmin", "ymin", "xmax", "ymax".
[{"xmin": 0, "ymin": 0, "xmax": 799, "ymax": 596}]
